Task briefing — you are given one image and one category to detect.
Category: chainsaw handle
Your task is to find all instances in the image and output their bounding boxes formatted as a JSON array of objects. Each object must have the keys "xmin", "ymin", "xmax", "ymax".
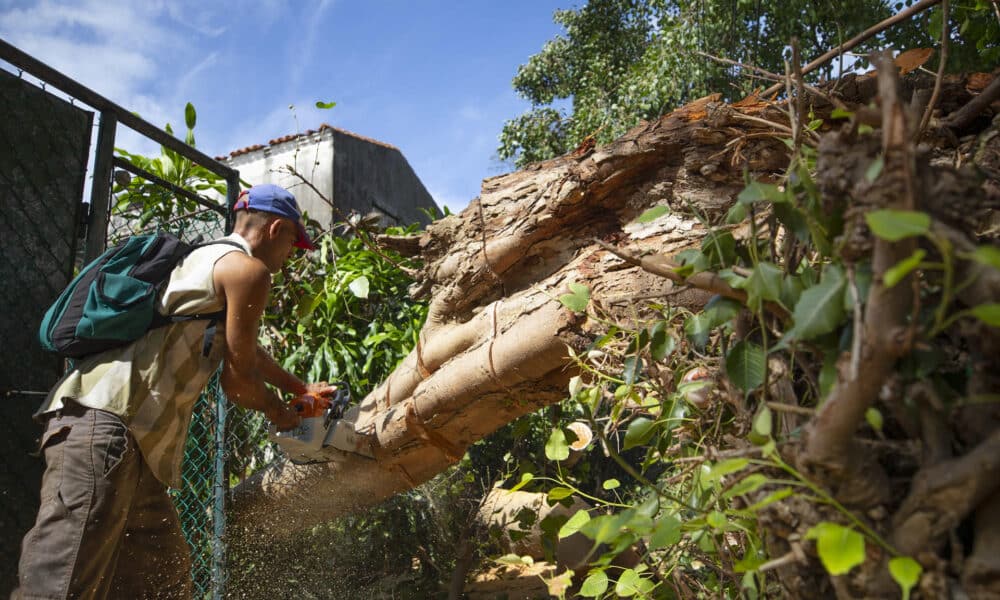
[{"xmin": 291, "ymin": 393, "xmax": 329, "ymax": 418}]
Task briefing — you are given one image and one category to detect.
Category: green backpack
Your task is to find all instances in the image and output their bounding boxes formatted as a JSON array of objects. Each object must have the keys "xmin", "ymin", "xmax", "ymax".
[{"xmin": 39, "ymin": 231, "xmax": 243, "ymax": 359}]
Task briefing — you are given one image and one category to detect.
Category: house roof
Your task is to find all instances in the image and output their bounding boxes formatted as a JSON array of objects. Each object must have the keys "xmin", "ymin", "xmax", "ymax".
[{"xmin": 216, "ymin": 123, "xmax": 398, "ymax": 161}]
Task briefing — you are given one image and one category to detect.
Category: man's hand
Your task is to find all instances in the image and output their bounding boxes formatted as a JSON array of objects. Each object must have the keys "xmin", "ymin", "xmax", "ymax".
[
  {"xmin": 266, "ymin": 396, "xmax": 301, "ymax": 432},
  {"xmin": 305, "ymin": 382, "xmax": 338, "ymax": 398}
]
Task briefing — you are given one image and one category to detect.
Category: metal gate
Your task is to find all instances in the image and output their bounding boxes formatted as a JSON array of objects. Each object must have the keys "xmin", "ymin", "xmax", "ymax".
[{"xmin": 0, "ymin": 64, "xmax": 92, "ymax": 594}]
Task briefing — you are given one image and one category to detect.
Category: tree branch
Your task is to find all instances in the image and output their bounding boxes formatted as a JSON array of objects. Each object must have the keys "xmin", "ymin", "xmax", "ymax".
[{"xmin": 761, "ymin": 0, "xmax": 943, "ymax": 98}]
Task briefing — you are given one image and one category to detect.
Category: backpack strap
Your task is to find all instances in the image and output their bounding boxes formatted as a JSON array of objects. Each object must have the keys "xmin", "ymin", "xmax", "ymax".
[{"xmin": 153, "ymin": 239, "xmax": 251, "ymax": 356}]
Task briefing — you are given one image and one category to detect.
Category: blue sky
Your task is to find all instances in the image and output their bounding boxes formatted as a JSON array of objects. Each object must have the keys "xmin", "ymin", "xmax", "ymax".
[{"xmin": 0, "ymin": 0, "xmax": 577, "ymax": 213}]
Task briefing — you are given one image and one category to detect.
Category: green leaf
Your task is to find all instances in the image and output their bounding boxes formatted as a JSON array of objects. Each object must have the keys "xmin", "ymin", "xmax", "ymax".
[
  {"xmin": 348, "ymin": 275, "xmax": 370, "ymax": 298},
  {"xmin": 315, "ymin": 100, "xmax": 337, "ymax": 109},
  {"xmin": 184, "ymin": 102, "xmax": 197, "ymax": 130},
  {"xmin": 603, "ymin": 478, "xmax": 620, "ymax": 490},
  {"xmin": 865, "ymin": 209, "xmax": 931, "ymax": 241},
  {"xmin": 496, "ymin": 554, "xmax": 533, "ymax": 566},
  {"xmin": 971, "ymin": 303, "xmax": 1000, "ymax": 326},
  {"xmin": 889, "ymin": 556, "xmax": 923, "ymax": 600},
  {"xmin": 865, "ymin": 407, "xmax": 884, "ymax": 431},
  {"xmin": 864, "ymin": 156, "xmax": 884, "ymax": 182},
  {"xmin": 968, "ymin": 245, "xmax": 1000, "ymax": 270},
  {"xmin": 623, "ymin": 417, "xmax": 656, "ymax": 450},
  {"xmin": 830, "ymin": 107, "xmax": 854, "ymax": 119},
  {"xmin": 883, "ymin": 249, "xmax": 926, "ymax": 288},
  {"xmin": 686, "ymin": 297, "xmax": 742, "ymax": 348},
  {"xmin": 649, "ymin": 514, "xmax": 682, "ymax": 549},
  {"xmin": 623, "ymin": 356, "xmax": 643, "ymax": 385},
  {"xmin": 723, "ymin": 473, "xmax": 768, "ymax": 500},
  {"xmin": 805, "ymin": 522, "xmax": 866, "ymax": 576},
  {"xmin": 559, "ymin": 282, "xmax": 590, "ymax": 313},
  {"xmin": 726, "ymin": 340, "xmax": 766, "ymax": 392},
  {"xmin": 701, "ymin": 230, "xmax": 737, "ymax": 268},
  {"xmin": 704, "ymin": 458, "xmax": 750, "ymax": 483},
  {"xmin": 649, "ymin": 321, "xmax": 675, "ymax": 361},
  {"xmin": 558, "ymin": 509, "xmax": 591, "ymax": 539},
  {"xmin": 633, "ymin": 205, "xmax": 669, "ymax": 223},
  {"xmin": 707, "ymin": 510, "xmax": 728, "ymax": 530},
  {"xmin": 614, "ymin": 568, "xmax": 655, "ymax": 597},
  {"xmin": 741, "ymin": 262, "xmax": 784, "ymax": 312},
  {"xmin": 747, "ymin": 487, "xmax": 794, "ymax": 511},
  {"xmin": 548, "ymin": 486, "xmax": 575, "ymax": 501},
  {"xmin": 752, "ymin": 405, "xmax": 773, "ymax": 439},
  {"xmin": 726, "ymin": 202, "xmax": 748, "ymax": 224},
  {"xmin": 784, "ymin": 266, "xmax": 847, "ymax": 343},
  {"xmin": 580, "ymin": 513, "xmax": 629, "ymax": 545},
  {"xmin": 579, "ymin": 570, "xmax": 609, "ymax": 597},
  {"xmin": 738, "ymin": 181, "xmax": 786, "ymax": 205},
  {"xmin": 510, "ymin": 472, "xmax": 534, "ymax": 492},
  {"xmin": 545, "ymin": 428, "xmax": 570, "ymax": 461}
]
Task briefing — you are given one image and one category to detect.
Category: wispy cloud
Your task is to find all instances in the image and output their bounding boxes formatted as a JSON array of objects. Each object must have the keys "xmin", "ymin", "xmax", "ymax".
[{"xmin": 288, "ymin": 0, "xmax": 335, "ymax": 90}]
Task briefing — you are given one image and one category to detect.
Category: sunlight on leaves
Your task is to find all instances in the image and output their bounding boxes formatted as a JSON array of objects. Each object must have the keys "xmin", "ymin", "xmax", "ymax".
[
  {"xmin": 348, "ymin": 275, "xmax": 370, "ymax": 299},
  {"xmin": 579, "ymin": 570, "xmax": 609, "ymax": 597},
  {"xmin": 883, "ymin": 249, "xmax": 926, "ymax": 288},
  {"xmin": 559, "ymin": 282, "xmax": 591, "ymax": 313},
  {"xmin": 510, "ymin": 472, "xmax": 534, "ymax": 492},
  {"xmin": 633, "ymin": 205, "xmax": 669, "ymax": 223},
  {"xmin": 558, "ymin": 509, "xmax": 591, "ymax": 539},
  {"xmin": 865, "ymin": 407, "xmax": 884, "ymax": 432},
  {"xmin": 889, "ymin": 556, "xmax": 923, "ymax": 600},
  {"xmin": 545, "ymin": 428, "xmax": 570, "ymax": 461},
  {"xmin": 615, "ymin": 568, "xmax": 656, "ymax": 597},
  {"xmin": 805, "ymin": 522, "xmax": 865, "ymax": 576}
]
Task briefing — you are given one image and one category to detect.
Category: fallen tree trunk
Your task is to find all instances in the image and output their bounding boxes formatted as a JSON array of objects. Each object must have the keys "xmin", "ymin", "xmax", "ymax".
[{"xmin": 230, "ymin": 92, "xmax": 757, "ymax": 535}]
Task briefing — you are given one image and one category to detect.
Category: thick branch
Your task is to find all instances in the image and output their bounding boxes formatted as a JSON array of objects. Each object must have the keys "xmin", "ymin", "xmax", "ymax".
[
  {"xmin": 892, "ymin": 428, "xmax": 1000, "ymax": 555},
  {"xmin": 801, "ymin": 52, "xmax": 916, "ymax": 487}
]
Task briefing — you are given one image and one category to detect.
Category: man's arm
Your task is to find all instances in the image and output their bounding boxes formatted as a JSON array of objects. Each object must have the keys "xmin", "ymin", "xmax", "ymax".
[
  {"xmin": 255, "ymin": 345, "xmax": 308, "ymax": 395},
  {"xmin": 213, "ymin": 252, "xmax": 298, "ymax": 429}
]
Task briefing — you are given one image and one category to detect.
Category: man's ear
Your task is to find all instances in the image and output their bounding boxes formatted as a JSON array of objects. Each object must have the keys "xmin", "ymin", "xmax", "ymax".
[{"xmin": 266, "ymin": 217, "xmax": 286, "ymax": 240}]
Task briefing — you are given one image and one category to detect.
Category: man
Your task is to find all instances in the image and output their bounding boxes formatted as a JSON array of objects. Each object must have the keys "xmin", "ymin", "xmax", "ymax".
[{"xmin": 16, "ymin": 184, "xmax": 329, "ymax": 599}]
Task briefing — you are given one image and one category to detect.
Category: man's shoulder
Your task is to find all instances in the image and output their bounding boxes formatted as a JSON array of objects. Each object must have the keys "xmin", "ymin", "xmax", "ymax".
[{"xmin": 214, "ymin": 250, "xmax": 269, "ymax": 288}]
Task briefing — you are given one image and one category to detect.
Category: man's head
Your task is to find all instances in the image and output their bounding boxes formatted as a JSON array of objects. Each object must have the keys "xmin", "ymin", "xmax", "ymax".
[{"xmin": 232, "ymin": 184, "xmax": 315, "ymax": 272}]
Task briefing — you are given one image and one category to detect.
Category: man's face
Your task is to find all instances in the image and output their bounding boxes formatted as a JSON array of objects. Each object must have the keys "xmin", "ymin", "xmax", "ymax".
[{"xmin": 261, "ymin": 217, "xmax": 300, "ymax": 273}]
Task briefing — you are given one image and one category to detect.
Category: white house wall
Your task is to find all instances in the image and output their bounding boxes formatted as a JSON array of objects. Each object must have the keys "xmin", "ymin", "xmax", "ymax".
[{"xmin": 226, "ymin": 129, "xmax": 336, "ymax": 229}]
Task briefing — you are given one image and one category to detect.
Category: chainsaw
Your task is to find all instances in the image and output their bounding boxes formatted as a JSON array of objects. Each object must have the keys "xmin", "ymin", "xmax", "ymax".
[{"xmin": 268, "ymin": 383, "xmax": 364, "ymax": 464}]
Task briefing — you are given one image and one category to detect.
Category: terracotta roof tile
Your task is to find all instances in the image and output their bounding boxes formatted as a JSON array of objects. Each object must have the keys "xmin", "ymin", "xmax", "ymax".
[{"xmin": 226, "ymin": 123, "xmax": 398, "ymax": 159}]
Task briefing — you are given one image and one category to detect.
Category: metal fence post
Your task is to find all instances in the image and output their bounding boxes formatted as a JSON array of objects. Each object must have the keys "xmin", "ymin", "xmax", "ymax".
[
  {"xmin": 84, "ymin": 111, "xmax": 116, "ymax": 262},
  {"xmin": 212, "ymin": 383, "xmax": 227, "ymax": 600},
  {"xmin": 211, "ymin": 174, "xmax": 239, "ymax": 599}
]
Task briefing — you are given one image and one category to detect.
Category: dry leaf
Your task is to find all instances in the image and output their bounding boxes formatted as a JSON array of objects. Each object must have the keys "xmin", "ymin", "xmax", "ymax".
[
  {"xmin": 894, "ymin": 48, "xmax": 933, "ymax": 75},
  {"xmin": 967, "ymin": 72, "xmax": 994, "ymax": 93}
]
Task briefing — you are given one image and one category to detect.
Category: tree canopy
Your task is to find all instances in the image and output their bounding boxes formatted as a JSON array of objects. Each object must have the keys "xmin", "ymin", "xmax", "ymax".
[{"xmin": 498, "ymin": 0, "xmax": 997, "ymax": 168}]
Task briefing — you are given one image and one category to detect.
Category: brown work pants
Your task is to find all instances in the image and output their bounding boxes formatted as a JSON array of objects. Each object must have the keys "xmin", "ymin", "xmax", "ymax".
[{"xmin": 15, "ymin": 402, "xmax": 192, "ymax": 600}]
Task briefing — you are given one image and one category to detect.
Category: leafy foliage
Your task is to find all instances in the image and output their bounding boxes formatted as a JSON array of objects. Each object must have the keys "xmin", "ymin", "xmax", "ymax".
[
  {"xmin": 113, "ymin": 103, "xmax": 230, "ymax": 234},
  {"xmin": 499, "ymin": 0, "xmax": 996, "ymax": 168},
  {"xmin": 263, "ymin": 226, "xmax": 428, "ymax": 394}
]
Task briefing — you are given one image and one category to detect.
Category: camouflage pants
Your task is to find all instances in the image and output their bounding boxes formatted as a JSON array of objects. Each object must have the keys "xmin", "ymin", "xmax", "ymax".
[{"xmin": 15, "ymin": 401, "xmax": 191, "ymax": 600}]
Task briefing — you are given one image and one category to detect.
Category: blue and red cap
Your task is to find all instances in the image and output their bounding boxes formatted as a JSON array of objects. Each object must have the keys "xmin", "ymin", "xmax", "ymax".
[{"xmin": 234, "ymin": 184, "xmax": 315, "ymax": 250}]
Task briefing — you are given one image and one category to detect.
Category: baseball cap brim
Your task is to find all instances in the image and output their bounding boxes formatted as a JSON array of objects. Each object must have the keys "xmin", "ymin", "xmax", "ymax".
[{"xmin": 294, "ymin": 221, "xmax": 315, "ymax": 250}]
